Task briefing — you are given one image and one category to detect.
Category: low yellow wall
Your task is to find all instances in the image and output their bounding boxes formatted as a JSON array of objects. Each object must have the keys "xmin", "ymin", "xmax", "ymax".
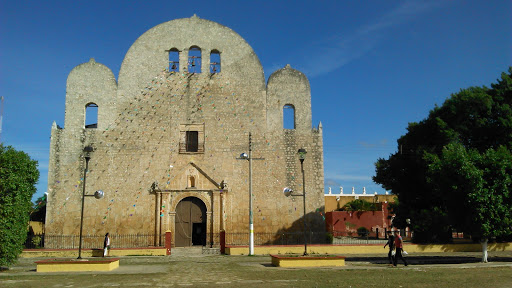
[
  {"xmin": 271, "ymin": 255, "xmax": 345, "ymax": 267},
  {"xmin": 226, "ymin": 242, "xmax": 512, "ymax": 255},
  {"xmin": 22, "ymin": 248, "xmax": 167, "ymax": 258},
  {"xmin": 36, "ymin": 259, "xmax": 119, "ymax": 272}
]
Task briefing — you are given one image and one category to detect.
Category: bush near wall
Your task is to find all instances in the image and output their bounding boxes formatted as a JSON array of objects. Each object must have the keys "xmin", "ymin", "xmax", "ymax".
[{"xmin": 0, "ymin": 144, "xmax": 39, "ymax": 267}]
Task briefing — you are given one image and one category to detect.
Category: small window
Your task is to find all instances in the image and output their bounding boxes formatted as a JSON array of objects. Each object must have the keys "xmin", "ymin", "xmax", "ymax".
[
  {"xmin": 188, "ymin": 46, "xmax": 201, "ymax": 73},
  {"xmin": 179, "ymin": 124, "xmax": 204, "ymax": 153},
  {"xmin": 85, "ymin": 103, "xmax": 98, "ymax": 128},
  {"xmin": 188, "ymin": 176, "xmax": 196, "ymax": 188},
  {"xmin": 186, "ymin": 131, "xmax": 199, "ymax": 152},
  {"xmin": 210, "ymin": 50, "xmax": 221, "ymax": 73},
  {"xmin": 169, "ymin": 49, "xmax": 179, "ymax": 72},
  {"xmin": 283, "ymin": 104, "xmax": 295, "ymax": 129}
]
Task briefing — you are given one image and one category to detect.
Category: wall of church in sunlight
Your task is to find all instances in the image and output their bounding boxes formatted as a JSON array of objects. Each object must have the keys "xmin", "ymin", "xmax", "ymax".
[{"xmin": 45, "ymin": 16, "xmax": 324, "ymax": 247}]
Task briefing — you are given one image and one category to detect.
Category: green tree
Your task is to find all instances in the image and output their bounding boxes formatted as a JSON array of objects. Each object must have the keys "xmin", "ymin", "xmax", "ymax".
[
  {"xmin": 427, "ymin": 143, "xmax": 512, "ymax": 262},
  {"xmin": 341, "ymin": 199, "xmax": 378, "ymax": 211},
  {"xmin": 0, "ymin": 144, "xmax": 39, "ymax": 267},
  {"xmin": 373, "ymin": 68, "xmax": 512, "ymax": 248}
]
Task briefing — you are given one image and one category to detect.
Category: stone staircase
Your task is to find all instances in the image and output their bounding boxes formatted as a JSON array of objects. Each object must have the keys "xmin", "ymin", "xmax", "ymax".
[{"xmin": 170, "ymin": 246, "xmax": 220, "ymax": 256}]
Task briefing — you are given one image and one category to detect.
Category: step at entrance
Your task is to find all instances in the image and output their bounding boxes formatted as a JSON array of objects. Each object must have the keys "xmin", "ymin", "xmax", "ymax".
[{"xmin": 171, "ymin": 247, "xmax": 203, "ymax": 256}]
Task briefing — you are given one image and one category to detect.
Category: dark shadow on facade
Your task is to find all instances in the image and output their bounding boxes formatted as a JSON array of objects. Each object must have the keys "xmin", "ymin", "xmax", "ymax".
[{"xmin": 268, "ymin": 206, "xmax": 328, "ymax": 245}]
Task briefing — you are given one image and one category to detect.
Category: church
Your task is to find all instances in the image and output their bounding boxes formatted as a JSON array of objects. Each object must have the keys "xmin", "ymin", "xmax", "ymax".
[{"xmin": 45, "ymin": 15, "xmax": 324, "ymax": 247}]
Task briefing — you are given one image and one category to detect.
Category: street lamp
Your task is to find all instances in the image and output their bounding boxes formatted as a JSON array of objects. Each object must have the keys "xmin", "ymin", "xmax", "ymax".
[
  {"xmin": 239, "ymin": 150, "xmax": 254, "ymax": 256},
  {"xmin": 77, "ymin": 146, "xmax": 104, "ymax": 259},
  {"xmin": 238, "ymin": 133, "xmax": 264, "ymax": 256},
  {"xmin": 237, "ymin": 132, "xmax": 265, "ymax": 255},
  {"xmin": 283, "ymin": 148, "xmax": 308, "ymax": 256}
]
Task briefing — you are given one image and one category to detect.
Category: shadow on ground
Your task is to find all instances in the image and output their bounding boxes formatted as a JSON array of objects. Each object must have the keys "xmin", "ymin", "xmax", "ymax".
[{"xmin": 345, "ymin": 256, "xmax": 512, "ymax": 265}]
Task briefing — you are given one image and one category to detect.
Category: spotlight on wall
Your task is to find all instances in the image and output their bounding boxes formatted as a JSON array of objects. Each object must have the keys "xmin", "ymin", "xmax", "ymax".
[
  {"xmin": 94, "ymin": 190, "xmax": 104, "ymax": 199},
  {"xmin": 283, "ymin": 187, "xmax": 293, "ymax": 197}
]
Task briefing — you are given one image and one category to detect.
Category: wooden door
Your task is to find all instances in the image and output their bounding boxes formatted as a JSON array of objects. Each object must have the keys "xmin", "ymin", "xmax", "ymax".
[{"xmin": 175, "ymin": 197, "xmax": 206, "ymax": 247}]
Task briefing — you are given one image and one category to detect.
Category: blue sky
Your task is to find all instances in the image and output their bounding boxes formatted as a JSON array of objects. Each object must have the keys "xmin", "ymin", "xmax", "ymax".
[{"xmin": 1, "ymin": 0, "xmax": 510, "ymax": 202}]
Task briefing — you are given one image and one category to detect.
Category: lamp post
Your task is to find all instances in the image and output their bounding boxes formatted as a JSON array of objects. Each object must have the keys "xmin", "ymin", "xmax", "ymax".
[
  {"xmin": 239, "ymin": 132, "xmax": 263, "ymax": 256},
  {"xmin": 77, "ymin": 146, "xmax": 104, "ymax": 259},
  {"xmin": 240, "ymin": 147, "xmax": 254, "ymax": 256},
  {"xmin": 284, "ymin": 148, "xmax": 308, "ymax": 256}
]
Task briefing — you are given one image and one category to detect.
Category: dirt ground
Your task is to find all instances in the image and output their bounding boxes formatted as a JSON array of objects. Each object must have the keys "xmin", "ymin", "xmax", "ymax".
[{"xmin": 1, "ymin": 248, "xmax": 511, "ymax": 288}]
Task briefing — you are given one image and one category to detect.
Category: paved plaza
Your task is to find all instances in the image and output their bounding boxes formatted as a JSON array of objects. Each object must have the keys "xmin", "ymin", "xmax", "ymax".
[{"xmin": 1, "ymin": 248, "xmax": 511, "ymax": 287}]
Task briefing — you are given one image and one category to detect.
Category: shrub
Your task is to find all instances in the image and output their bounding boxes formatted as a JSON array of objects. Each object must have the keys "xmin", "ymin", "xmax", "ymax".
[
  {"xmin": 0, "ymin": 145, "xmax": 39, "ymax": 266},
  {"xmin": 341, "ymin": 199, "xmax": 379, "ymax": 211},
  {"xmin": 325, "ymin": 233, "xmax": 333, "ymax": 244},
  {"xmin": 357, "ymin": 227, "xmax": 369, "ymax": 237}
]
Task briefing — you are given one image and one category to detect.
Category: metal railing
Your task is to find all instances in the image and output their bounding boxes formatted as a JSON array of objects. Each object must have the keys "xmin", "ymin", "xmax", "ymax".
[
  {"xmin": 224, "ymin": 231, "xmax": 389, "ymax": 246},
  {"xmin": 224, "ymin": 232, "xmax": 330, "ymax": 246},
  {"xmin": 330, "ymin": 231, "xmax": 388, "ymax": 244},
  {"xmin": 178, "ymin": 142, "xmax": 205, "ymax": 153},
  {"xmin": 25, "ymin": 231, "xmax": 392, "ymax": 250},
  {"xmin": 24, "ymin": 233, "xmax": 165, "ymax": 249}
]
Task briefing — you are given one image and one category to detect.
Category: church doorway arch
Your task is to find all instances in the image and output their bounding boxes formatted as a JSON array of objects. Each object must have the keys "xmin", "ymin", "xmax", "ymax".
[{"xmin": 175, "ymin": 196, "xmax": 207, "ymax": 247}]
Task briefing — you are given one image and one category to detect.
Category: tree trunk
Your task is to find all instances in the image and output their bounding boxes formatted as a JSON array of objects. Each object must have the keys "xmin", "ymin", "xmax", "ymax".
[{"xmin": 480, "ymin": 238, "xmax": 488, "ymax": 263}]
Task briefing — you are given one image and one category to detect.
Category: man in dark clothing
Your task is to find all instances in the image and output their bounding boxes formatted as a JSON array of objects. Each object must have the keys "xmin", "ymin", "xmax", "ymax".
[
  {"xmin": 393, "ymin": 230, "xmax": 408, "ymax": 267},
  {"xmin": 383, "ymin": 230, "xmax": 395, "ymax": 265}
]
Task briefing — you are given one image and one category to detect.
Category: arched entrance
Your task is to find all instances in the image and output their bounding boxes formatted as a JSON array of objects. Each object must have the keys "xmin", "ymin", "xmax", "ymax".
[{"xmin": 175, "ymin": 197, "xmax": 207, "ymax": 247}]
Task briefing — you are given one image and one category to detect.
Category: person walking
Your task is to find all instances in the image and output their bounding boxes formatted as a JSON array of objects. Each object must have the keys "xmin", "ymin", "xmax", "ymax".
[
  {"xmin": 383, "ymin": 230, "xmax": 395, "ymax": 266},
  {"xmin": 393, "ymin": 230, "xmax": 408, "ymax": 267},
  {"xmin": 103, "ymin": 233, "xmax": 110, "ymax": 257}
]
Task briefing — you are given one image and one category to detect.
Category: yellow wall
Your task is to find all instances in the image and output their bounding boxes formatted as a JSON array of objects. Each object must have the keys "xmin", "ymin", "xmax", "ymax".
[
  {"xmin": 271, "ymin": 255, "xmax": 345, "ymax": 267},
  {"xmin": 36, "ymin": 259, "xmax": 119, "ymax": 272},
  {"xmin": 21, "ymin": 248, "xmax": 167, "ymax": 258},
  {"xmin": 226, "ymin": 242, "xmax": 512, "ymax": 255}
]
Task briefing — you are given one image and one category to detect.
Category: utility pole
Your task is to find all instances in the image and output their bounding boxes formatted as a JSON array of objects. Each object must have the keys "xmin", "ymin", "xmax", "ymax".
[
  {"xmin": 248, "ymin": 133, "xmax": 254, "ymax": 255},
  {"xmin": 239, "ymin": 132, "xmax": 264, "ymax": 255}
]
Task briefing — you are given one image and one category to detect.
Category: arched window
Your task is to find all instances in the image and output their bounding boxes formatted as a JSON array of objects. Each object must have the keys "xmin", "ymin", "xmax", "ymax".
[
  {"xmin": 85, "ymin": 103, "xmax": 98, "ymax": 128},
  {"xmin": 283, "ymin": 104, "xmax": 295, "ymax": 129},
  {"xmin": 169, "ymin": 48, "xmax": 179, "ymax": 72},
  {"xmin": 188, "ymin": 46, "xmax": 201, "ymax": 73},
  {"xmin": 210, "ymin": 50, "xmax": 221, "ymax": 73}
]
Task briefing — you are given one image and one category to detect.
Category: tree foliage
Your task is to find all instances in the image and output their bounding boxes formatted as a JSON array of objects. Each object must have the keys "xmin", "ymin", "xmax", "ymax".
[
  {"xmin": 0, "ymin": 144, "xmax": 39, "ymax": 267},
  {"xmin": 373, "ymin": 68, "xmax": 512, "ymax": 243},
  {"xmin": 426, "ymin": 144, "xmax": 512, "ymax": 241},
  {"xmin": 341, "ymin": 199, "xmax": 379, "ymax": 211}
]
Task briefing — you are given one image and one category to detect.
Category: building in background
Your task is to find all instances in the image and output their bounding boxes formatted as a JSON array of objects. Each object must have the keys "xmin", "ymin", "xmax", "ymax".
[{"xmin": 325, "ymin": 188, "xmax": 396, "ymax": 238}]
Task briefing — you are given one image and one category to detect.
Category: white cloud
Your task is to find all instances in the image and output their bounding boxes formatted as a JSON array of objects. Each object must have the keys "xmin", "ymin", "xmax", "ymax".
[
  {"xmin": 10, "ymin": 143, "xmax": 49, "ymax": 163},
  {"xmin": 297, "ymin": 1, "xmax": 443, "ymax": 77}
]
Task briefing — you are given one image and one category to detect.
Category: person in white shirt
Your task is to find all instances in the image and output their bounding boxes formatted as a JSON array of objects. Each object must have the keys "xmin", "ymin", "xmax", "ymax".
[{"xmin": 103, "ymin": 233, "xmax": 110, "ymax": 257}]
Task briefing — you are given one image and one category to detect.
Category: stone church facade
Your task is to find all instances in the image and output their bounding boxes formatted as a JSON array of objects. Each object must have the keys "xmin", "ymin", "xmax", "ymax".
[{"xmin": 46, "ymin": 16, "xmax": 324, "ymax": 247}]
